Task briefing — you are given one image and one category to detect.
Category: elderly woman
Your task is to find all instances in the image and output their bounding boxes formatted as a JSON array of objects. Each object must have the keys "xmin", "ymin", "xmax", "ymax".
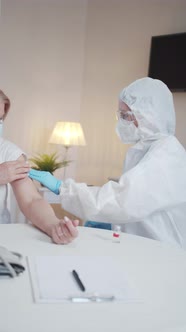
[{"xmin": 0, "ymin": 89, "xmax": 79, "ymax": 244}]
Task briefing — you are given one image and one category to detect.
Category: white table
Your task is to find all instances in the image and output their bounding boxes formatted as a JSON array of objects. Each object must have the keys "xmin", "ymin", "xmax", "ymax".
[{"xmin": 0, "ymin": 224, "xmax": 186, "ymax": 332}]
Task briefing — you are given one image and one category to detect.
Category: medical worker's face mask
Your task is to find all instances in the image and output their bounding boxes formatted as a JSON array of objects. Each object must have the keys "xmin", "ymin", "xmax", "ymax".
[
  {"xmin": 116, "ymin": 118, "xmax": 140, "ymax": 144},
  {"xmin": 0, "ymin": 119, "xmax": 3, "ymax": 137}
]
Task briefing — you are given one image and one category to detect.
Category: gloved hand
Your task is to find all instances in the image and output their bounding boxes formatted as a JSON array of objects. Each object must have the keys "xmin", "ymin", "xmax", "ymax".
[{"xmin": 28, "ymin": 169, "xmax": 62, "ymax": 195}]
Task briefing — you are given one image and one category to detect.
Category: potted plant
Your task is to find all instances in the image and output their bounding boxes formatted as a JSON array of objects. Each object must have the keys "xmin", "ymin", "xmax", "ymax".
[{"xmin": 29, "ymin": 152, "xmax": 72, "ymax": 174}]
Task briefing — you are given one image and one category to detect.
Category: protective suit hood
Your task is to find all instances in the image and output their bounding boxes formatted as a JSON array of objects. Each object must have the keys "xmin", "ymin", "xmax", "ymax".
[{"xmin": 119, "ymin": 77, "xmax": 176, "ymax": 141}]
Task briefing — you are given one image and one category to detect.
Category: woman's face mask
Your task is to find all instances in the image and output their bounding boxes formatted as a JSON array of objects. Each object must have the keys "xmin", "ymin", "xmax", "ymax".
[
  {"xmin": 0, "ymin": 119, "xmax": 3, "ymax": 137},
  {"xmin": 116, "ymin": 118, "xmax": 140, "ymax": 144},
  {"xmin": 0, "ymin": 99, "xmax": 5, "ymax": 137}
]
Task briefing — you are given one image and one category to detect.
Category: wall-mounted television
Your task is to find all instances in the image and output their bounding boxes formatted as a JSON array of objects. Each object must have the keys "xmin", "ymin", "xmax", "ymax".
[{"xmin": 148, "ymin": 32, "xmax": 186, "ymax": 92}]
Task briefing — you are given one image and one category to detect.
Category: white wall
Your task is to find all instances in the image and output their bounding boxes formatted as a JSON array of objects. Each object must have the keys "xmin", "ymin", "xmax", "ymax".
[
  {"xmin": 76, "ymin": 0, "xmax": 186, "ymax": 185},
  {"xmin": 0, "ymin": 0, "xmax": 186, "ymax": 187},
  {"xmin": 0, "ymin": 0, "xmax": 87, "ymax": 178}
]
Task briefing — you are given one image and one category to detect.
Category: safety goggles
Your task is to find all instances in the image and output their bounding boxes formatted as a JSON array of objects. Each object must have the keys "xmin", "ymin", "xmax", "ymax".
[{"xmin": 116, "ymin": 110, "xmax": 135, "ymax": 122}]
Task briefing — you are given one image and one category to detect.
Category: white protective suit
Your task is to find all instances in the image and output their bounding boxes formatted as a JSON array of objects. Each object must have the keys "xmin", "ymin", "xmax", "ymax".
[
  {"xmin": 60, "ymin": 77, "xmax": 186, "ymax": 249},
  {"xmin": 0, "ymin": 137, "xmax": 24, "ymax": 223}
]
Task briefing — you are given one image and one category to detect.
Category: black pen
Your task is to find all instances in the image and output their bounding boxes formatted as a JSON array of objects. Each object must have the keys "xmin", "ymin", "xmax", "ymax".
[{"xmin": 72, "ymin": 270, "xmax": 86, "ymax": 292}]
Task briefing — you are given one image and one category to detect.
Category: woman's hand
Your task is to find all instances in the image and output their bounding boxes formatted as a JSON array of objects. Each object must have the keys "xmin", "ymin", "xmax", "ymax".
[
  {"xmin": 50, "ymin": 217, "xmax": 79, "ymax": 244},
  {"xmin": 0, "ymin": 160, "xmax": 30, "ymax": 185}
]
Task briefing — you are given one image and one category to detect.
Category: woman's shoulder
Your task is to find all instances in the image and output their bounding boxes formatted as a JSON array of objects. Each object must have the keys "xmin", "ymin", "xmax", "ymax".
[{"xmin": 0, "ymin": 137, "xmax": 25, "ymax": 162}]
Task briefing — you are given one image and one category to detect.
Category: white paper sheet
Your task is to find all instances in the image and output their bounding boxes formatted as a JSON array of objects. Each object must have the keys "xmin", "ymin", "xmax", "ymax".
[{"xmin": 27, "ymin": 255, "xmax": 140, "ymax": 303}]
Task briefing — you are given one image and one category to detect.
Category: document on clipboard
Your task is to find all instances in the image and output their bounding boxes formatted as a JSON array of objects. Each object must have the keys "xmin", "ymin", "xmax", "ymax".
[{"xmin": 27, "ymin": 255, "xmax": 140, "ymax": 303}]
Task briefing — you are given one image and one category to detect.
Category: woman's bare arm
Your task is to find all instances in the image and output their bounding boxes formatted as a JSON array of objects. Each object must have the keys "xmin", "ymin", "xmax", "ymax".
[{"xmin": 11, "ymin": 157, "xmax": 79, "ymax": 244}]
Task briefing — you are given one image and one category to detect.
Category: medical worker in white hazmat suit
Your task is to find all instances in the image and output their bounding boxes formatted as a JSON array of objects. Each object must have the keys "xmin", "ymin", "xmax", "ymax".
[{"xmin": 29, "ymin": 77, "xmax": 186, "ymax": 249}]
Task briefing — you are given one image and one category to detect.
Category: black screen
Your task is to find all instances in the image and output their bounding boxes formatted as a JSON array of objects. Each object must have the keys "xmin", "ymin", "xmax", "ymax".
[{"xmin": 148, "ymin": 32, "xmax": 186, "ymax": 92}]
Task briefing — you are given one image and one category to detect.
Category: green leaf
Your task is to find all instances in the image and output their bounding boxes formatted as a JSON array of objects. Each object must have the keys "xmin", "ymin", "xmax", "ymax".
[{"xmin": 29, "ymin": 152, "xmax": 72, "ymax": 174}]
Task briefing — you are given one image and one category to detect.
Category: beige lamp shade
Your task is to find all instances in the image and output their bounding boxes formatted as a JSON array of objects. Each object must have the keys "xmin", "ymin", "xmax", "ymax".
[{"xmin": 48, "ymin": 121, "xmax": 86, "ymax": 147}]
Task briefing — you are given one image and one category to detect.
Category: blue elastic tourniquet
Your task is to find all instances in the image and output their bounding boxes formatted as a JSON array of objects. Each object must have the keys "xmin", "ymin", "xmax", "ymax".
[{"xmin": 84, "ymin": 221, "xmax": 112, "ymax": 230}]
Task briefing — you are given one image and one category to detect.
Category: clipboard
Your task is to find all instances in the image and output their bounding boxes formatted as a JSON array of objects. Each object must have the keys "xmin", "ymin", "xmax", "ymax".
[{"xmin": 27, "ymin": 255, "xmax": 140, "ymax": 303}]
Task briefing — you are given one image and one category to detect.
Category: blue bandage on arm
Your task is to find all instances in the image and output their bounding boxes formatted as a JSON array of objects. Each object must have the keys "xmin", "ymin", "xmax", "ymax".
[{"xmin": 28, "ymin": 169, "xmax": 62, "ymax": 195}]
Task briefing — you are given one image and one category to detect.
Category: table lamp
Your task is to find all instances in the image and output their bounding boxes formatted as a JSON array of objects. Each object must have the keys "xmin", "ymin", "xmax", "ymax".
[{"xmin": 48, "ymin": 121, "xmax": 86, "ymax": 178}]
